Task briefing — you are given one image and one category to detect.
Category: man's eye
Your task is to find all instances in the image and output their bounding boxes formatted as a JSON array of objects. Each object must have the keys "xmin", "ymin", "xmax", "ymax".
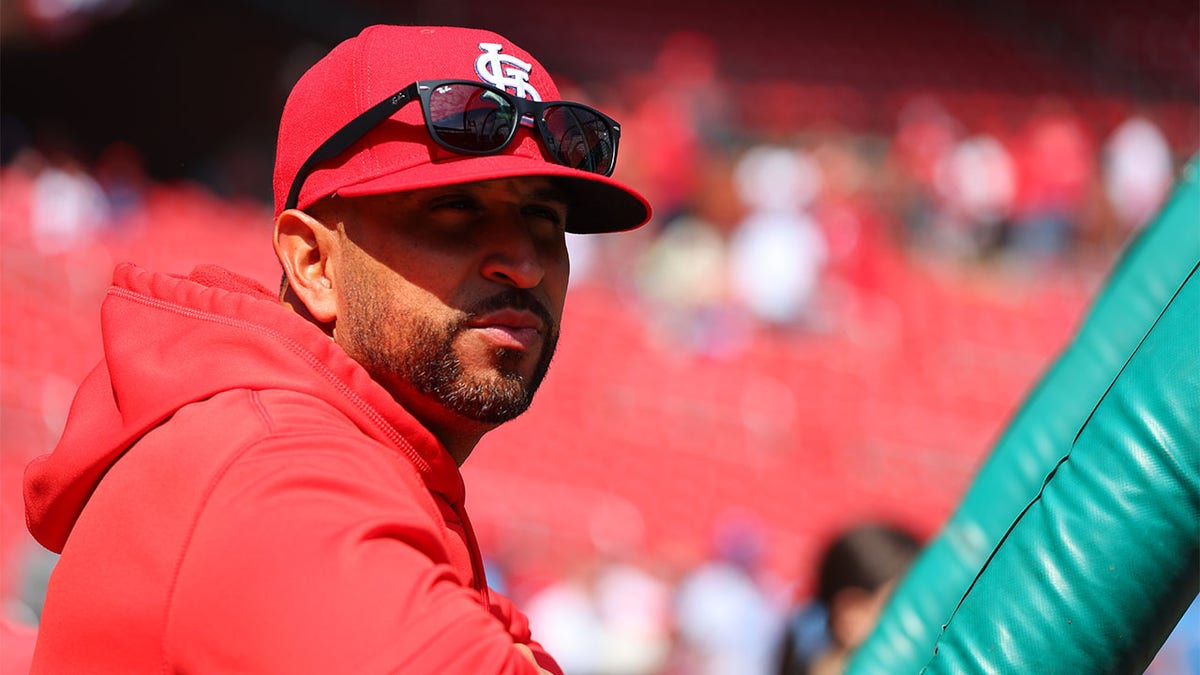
[
  {"xmin": 525, "ymin": 204, "xmax": 566, "ymax": 228},
  {"xmin": 432, "ymin": 197, "xmax": 480, "ymax": 213}
]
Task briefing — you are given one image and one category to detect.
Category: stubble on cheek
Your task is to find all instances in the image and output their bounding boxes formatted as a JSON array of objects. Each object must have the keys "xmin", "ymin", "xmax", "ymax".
[{"xmin": 339, "ymin": 270, "xmax": 558, "ymax": 424}]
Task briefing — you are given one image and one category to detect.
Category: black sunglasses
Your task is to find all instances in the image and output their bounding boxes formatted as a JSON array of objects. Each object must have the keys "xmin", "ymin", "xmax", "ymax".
[{"xmin": 285, "ymin": 79, "xmax": 622, "ymax": 211}]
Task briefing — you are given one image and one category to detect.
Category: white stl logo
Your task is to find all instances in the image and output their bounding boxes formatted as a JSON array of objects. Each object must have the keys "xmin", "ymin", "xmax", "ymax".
[{"xmin": 475, "ymin": 43, "xmax": 542, "ymax": 101}]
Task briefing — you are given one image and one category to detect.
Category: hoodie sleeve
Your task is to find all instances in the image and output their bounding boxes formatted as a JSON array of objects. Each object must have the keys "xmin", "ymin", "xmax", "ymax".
[
  {"xmin": 490, "ymin": 589, "xmax": 564, "ymax": 674},
  {"xmin": 162, "ymin": 427, "xmax": 549, "ymax": 675}
]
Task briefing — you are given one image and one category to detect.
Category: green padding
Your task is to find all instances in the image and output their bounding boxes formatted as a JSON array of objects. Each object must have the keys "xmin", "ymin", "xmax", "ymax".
[
  {"xmin": 922, "ymin": 262, "xmax": 1200, "ymax": 673},
  {"xmin": 848, "ymin": 158, "xmax": 1200, "ymax": 674}
]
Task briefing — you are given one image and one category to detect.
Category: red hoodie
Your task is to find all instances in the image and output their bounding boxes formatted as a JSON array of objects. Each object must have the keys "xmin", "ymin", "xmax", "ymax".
[{"xmin": 24, "ymin": 263, "xmax": 560, "ymax": 674}]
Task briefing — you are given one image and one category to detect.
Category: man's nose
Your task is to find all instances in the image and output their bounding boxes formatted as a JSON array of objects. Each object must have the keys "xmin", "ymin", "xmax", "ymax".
[{"xmin": 478, "ymin": 213, "xmax": 547, "ymax": 289}]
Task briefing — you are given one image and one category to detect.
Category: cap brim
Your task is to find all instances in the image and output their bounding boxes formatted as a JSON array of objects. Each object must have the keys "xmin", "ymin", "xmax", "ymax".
[{"xmin": 333, "ymin": 154, "xmax": 651, "ymax": 234}]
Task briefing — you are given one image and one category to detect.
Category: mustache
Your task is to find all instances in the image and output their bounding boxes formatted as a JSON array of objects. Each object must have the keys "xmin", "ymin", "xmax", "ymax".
[{"xmin": 463, "ymin": 288, "xmax": 556, "ymax": 332}]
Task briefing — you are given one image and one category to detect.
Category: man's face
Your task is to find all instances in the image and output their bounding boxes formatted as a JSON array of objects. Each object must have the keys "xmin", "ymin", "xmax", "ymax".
[{"xmin": 326, "ymin": 177, "xmax": 571, "ymax": 431}]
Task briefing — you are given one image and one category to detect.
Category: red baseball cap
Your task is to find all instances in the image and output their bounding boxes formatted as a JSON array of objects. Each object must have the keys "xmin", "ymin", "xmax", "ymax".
[{"xmin": 273, "ymin": 25, "xmax": 651, "ymax": 233}]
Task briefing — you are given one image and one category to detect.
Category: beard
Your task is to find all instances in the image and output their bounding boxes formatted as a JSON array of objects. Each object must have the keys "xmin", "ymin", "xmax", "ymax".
[{"xmin": 343, "ymin": 283, "xmax": 559, "ymax": 425}]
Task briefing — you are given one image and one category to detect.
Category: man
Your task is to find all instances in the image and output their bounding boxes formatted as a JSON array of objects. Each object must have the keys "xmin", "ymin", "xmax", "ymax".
[{"xmin": 23, "ymin": 25, "xmax": 650, "ymax": 673}]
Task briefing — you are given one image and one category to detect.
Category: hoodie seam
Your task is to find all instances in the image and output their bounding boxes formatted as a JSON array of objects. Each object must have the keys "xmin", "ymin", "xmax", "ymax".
[
  {"xmin": 250, "ymin": 390, "xmax": 276, "ymax": 434},
  {"xmin": 107, "ymin": 286, "xmax": 429, "ymax": 473}
]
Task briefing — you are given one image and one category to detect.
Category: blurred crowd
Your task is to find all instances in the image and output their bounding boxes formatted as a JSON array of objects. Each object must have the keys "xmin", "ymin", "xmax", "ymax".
[
  {"xmin": 484, "ymin": 518, "xmax": 921, "ymax": 675},
  {"xmin": 563, "ymin": 32, "xmax": 1186, "ymax": 358}
]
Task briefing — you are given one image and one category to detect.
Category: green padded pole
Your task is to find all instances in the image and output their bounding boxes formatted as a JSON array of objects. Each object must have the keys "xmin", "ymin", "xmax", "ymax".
[
  {"xmin": 922, "ymin": 261, "xmax": 1199, "ymax": 674},
  {"xmin": 848, "ymin": 158, "xmax": 1200, "ymax": 673}
]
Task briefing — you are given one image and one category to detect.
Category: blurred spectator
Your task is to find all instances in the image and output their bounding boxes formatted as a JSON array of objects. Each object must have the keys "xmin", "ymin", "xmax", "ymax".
[
  {"xmin": 592, "ymin": 558, "xmax": 673, "ymax": 674},
  {"xmin": 565, "ymin": 232, "xmax": 600, "ymax": 287},
  {"xmin": 92, "ymin": 141, "xmax": 149, "ymax": 234},
  {"xmin": 775, "ymin": 523, "xmax": 922, "ymax": 675},
  {"xmin": 673, "ymin": 512, "xmax": 783, "ymax": 675},
  {"xmin": 808, "ymin": 137, "xmax": 893, "ymax": 317},
  {"xmin": 728, "ymin": 145, "xmax": 828, "ymax": 329},
  {"xmin": 888, "ymin": 96, "xmax": 963, "ymax": 249},
  {"xmin": 623, "ymin": 31, "xmax": 731, "ymax": 224},
  {"xmin": 524, "ymin": 558, "xmax": 672, "ymax": 675},
  {"xmin": 28, "ymin": 151, "xmax": 110, "ymax": 254},
  {"xmin": 933, "ymin": 132, "xmax": 1016, "ymax": 258},
  {"xmin": 636, "ymin": 212, "xmax": 748, "ymax": 357},
  {"xmin": 1009, "ymin": 98, "xmax": 1095, "ymax": 259},
  {"xmin": 525, "ymin": 563, "xmax": 607, "ymax": 674},
  {"xmin": 1101, "ymin": 114, "xmax": 1173, "ymax": 236}
]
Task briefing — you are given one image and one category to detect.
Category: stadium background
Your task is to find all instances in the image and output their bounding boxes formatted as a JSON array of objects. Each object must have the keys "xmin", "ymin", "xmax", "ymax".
[{"xmin": 1, "ymin": 0, "xmax": 1197, "ymax": 672}]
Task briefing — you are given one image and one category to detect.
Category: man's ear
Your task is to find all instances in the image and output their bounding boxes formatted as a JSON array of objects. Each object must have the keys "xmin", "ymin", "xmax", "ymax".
[{"xmin": 274, "ymin": 208, "xmax": 340, "ymax": 324}]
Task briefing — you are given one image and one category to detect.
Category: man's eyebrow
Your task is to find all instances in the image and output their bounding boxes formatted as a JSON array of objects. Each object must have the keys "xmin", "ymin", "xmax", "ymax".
[{"xmin": 531, "ymin": 185, "xmax": 571, "ymax": 205}]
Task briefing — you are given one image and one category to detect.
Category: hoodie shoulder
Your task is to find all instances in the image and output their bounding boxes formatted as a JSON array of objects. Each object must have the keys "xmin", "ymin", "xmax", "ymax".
[{"xmin": 25, "ymin": 263, "xmax": 451, "ymax": 554}]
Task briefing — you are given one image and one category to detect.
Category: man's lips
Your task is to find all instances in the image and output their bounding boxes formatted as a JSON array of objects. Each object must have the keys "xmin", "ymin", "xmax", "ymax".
[{"xmin": 465, "ymin": 309, "xmax": 545, "ymax": 350}]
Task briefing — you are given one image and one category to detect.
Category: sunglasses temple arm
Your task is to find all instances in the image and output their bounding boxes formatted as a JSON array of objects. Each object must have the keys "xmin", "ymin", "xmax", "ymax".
[{"xmin": 283, "ymin": 87, "xmax": 417, "ymax": 211}]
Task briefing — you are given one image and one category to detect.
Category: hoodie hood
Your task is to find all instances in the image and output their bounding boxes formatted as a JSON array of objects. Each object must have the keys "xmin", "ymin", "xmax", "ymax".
[{"xmin": 25, "ymin": 263, "xmax": 461, "ymax": 553}]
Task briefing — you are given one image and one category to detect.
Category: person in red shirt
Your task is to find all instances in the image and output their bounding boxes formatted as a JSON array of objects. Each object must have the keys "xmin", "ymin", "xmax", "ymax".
[{"xmin": 23, "ymin": 25, "xmax": 649, "ymax": 674}]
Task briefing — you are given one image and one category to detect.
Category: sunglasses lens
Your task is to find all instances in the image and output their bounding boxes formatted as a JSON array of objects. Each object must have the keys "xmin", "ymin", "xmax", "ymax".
[
  {"xmin": 427, "ymin": 83, "xmax": 518, "ymax": 152},
  {"xmin": 542, "ymin": 105, "xmax": 616, "ymax": 175}
]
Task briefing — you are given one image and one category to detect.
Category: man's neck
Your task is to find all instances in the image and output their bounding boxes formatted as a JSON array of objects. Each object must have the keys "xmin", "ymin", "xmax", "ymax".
[
  {"xmin": 428, "ymin": 424, "xmax": 484, "ymax": 467},
  {"xmin": 379, "ymin": 386, "xmax": 493, "ymax": 467}
]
